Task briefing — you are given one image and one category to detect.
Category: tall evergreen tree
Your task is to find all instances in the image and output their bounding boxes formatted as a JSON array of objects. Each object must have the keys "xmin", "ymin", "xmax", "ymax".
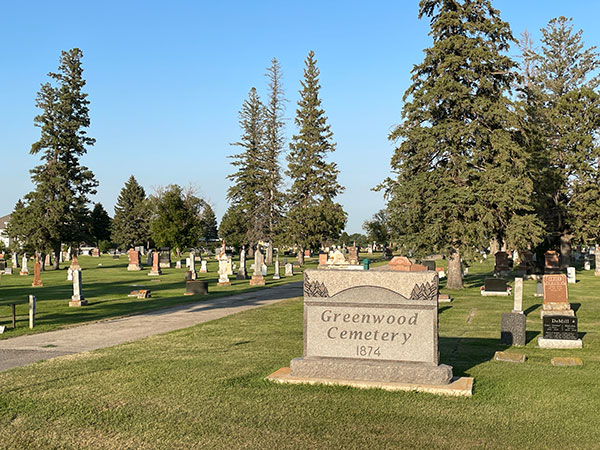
[
  {"xmin": 219, "ymin": 204, "xmax": 248, "ymax": 250},
  {"xmin": 199, "ymin": 203, "xmax": 218, "ymax": 242},
  {"xmin": 149, "ymin": 185, "xmax": 201, "ymax": 257},
  {"xmin": 89, "ymin": 203, "xmax": 112, "ymax": 247},
  {"xmin": 111, "ymin": 175, "xmax": 150, "ymax": 250},
  {"xmin": 227, "ymin": 87, "xmax": 266, "ymax": 248},
  {"xmin": 285, "ymin": 51, "xmax": 346, "ymax": 263},
  {"xmin": 14, "ymin": 48, "xmax": 97, "ymax": 269},
  {"xmin": 382, "ymin": 0, "xmax": 542, "ymax": 288},
  {"xmin": 519, "ymin": 17, "xmax": 600, "ymax": 267},
  {"xmin": 262, "ymin": 58, "xmax": 287, "ymax": 264}
]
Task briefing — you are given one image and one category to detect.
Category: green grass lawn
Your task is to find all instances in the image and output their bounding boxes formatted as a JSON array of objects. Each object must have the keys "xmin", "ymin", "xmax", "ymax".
[{"xmin": 1, "ymin": 258, "xmax": 599, "ymax": 448}]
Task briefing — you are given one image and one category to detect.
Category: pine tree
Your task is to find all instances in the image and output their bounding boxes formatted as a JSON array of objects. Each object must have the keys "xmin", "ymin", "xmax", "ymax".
[
  {"xmin": 16, "ymin": 48, "xmax": 97, "ymax": 269},
  {"xmin": 219, "ymin": 204, "xmax": 248, "ymax": 250},
  {"xmin": 285, "ymin": 51, "xmax": 346, "ymax": 263},
  {"xmin": 199, "ymin": 203, "xmax": 218, "ymax": 241},
  {"xmin": 111, "ymin": 175, "xmax": 150, "ymax": 250},
  {"xmin": 519, "ymin": 17, "xmax": 600, "ymax": 267},
  {"xmin": 149, "ymin": 185, "xmax": 201, "ymax": 257},
  {"xmin": 383, "ymin": 0, "xmax": 542, "ymax": 288},
  {"xmin": 227, "ymin": 87, "xmax": 267, "ymax": 248},
  {"xmin": 263, "ymin": 58, "xmax": 287, "ymax": 264},
  {"xmin": 89, "ymin": 203, "xmax": 112, "ymax": 247}
]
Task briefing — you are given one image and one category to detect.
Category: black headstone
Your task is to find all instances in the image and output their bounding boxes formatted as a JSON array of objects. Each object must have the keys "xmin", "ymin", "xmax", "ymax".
[
  {"xmin": 185, "ymin": 270, "xmax": 193, "ymax": 281},
  {"xmin": 422, "ymin": 260, "xmax": 436, "ymax": 271},
  {"xmin": 0, "ymin": 259, "xmax": 5, "ymax": 271},
  {"xmin": 501, "ymin": 313, "xmax": 526, "ymax": 346},
  {"xmin": 484, "ymin": 278, "xmax": 507, "ymax": 292},
  {"xmin": 543, "ymin": 316, "xmax": 578, "ymax": 340},
  {"xmin": 185, "ymin": 280, "xmax": 208, "ymax": 295}
]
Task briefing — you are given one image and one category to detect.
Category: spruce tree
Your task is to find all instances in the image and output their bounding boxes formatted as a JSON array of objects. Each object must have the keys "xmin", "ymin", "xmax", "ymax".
[
  {"xmin": 285, "ymin": 51, "xmax": 346, "ymax": 263},
  {"xmin": 227, "ymin": 87, "xmax": 266, "ymax": 248},
  {"xmin": 89, "ymin": 203, "xmax": 112, "ymax": 247},
  {"xmin": 519, "ymin": 17, "xmax": 600, "ymax": 267},
  {"xmin": 262, "ymin": 58, "xmax": 287, "ymax": 264},
  {"xmin": 17, "ymin": 48, "xmax": 97, "ymax": 269},
  {"xmin": 111, "ymin": 175, "xmax": 150, "ymax": 250},
  {"xmin": 383, "ymin": 0, "xmax": 542, "ymax": 288},
  {"xmin": 199, "ymin": 203, "xmax": 219, "ymax": 241},
  {"xmin": 149, "ymin": 185, "xmax": 201, "ymax": 256}
]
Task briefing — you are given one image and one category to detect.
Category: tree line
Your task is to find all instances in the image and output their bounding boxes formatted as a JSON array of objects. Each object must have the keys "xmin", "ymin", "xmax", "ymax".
[{"xmin": 378, "ymin": 0, "xmax": 600, "ymax": 288}]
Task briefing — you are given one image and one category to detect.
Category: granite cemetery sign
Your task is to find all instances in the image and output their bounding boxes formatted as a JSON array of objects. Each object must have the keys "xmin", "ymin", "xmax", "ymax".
[{"xmin": 268, "ymin": 268, "xmax": 473, "ymax": 395}]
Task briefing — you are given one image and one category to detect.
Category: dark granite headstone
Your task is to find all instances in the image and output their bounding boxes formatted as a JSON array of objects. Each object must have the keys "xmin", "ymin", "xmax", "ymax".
[
  {"xmin": 185, "ymin": 280, "xmax": 208, "ymax": 296},
  {"xmin": 422, "ymin": 260, "xmax": 436, "ymax": 271},
  {"xmin": 501, "ymin": 313, "xmax": 526, "ymax": 346},
  {"xmin": 484, "ymin": 278, "xmax": 507, "ymax": 292},
  {"xmin": 543, "ymin": 316, "xmax": 578, "ymax": 340},
  {"xmin": 0, "ymin": 259, "xmax": 5, "ymax": 272}
]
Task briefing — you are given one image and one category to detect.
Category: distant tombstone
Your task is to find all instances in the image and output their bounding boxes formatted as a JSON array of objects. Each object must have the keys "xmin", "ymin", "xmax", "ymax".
[
  {"xmin": 185, "ymin": 270, "xmax": 193, "ymax": 281},
  {"xmin": 318, "ymin": 253, "xmax": 328, "ymax": 266},
  {"xmin": 367, "ymin": 246, "xmax": 373, "ymax": 255},
  {"xmin": 513, "ymin": 278, "xmax": 523, "ymax": 313},
  {"xmin": 175, "ymin": 260, "xmax": 182, "ymax": 269},
  {"xmin": 184, "ymin": 280, "xmax": 209, "ymax": 296},
  {"xmin": 69, "ymin": 270, "xmax": 87, "ymax": 307},
  {"xmin": 422, "ymin": 260, "xmax": 436, "ymax": 271},
  {"xmin": 20, "ymin": 254, "xmax": 29, "ymax": 276},
  {"xmin": 347, "ymin": 246, "xmax": 359, "ymax": 265},
  {"xmin": 67, "ymin": 267, "xmax": 74, "ymax": 281},
  {"xmin": 236, "ymin": 247, "xmax": 248, "ymax": 280},
  {"xmin": 70, "ymin": 253, "xmax": 81, "ymax": 271},
  {"xmin": 250, "ymin": 248, "xmax": 265, "ymax": 286},
  {"xmin": 189, "ymin": 252, "xmax": 197, "ymax": 279},
  {"xmin": 544, "ymin": 251, "xmax": 561, "ymax": 274},
  {"xmin": 270, "ymin": 269, "xmax": 470, "ymax": 393},
  {"xmin": 92, "ymin": 248, "xmax": 100, "ymax": 257},
  {"xmin": 566, "ymin": 267, "xmax": 576, "ymax": 284},
  {"xmin": 285, "ymin": 263, "xmax": 293, "ymax": 277},
  {"xmin": 227, "ymin": 255, "xmax": 234, "ymax": 276},
  {"xmin": 481, "ymin": 278, "xmax": 509, "ymax": 296},
  {"xmin": 12, "ymin": 253, "xmax": 18, "ymax": 269},
  {"xmin": 273, "ymin": 257, "xmax": 281, "ymax": 280},
  {"xmin": 584, "ymin": 260, "xmax": 591, "ymax": 271},
  {"xmin": 4, "ymin": 267, "xmax": 12, "ymax": 275},
  {"xmin": 44, "ymin": 253, "xmax": 52, "ymax": 268},
  {"xmin": 304, "ymin": 249, "xmax": 311, "ymax": 258},
  {"xmin": 32, "ymin": 259, "xmax": 43, "ymax": 287},
  {"xmin": 200, "ymin": 260, "xmax": 208, "ymax": 273},
  {"xmin": 148, "ymin": 251, "xmax": 162, "ymax": 276},
  {"xmin": 0, "ymin": 259, "xmax": 5, "ymax": 273},
  {"xmin": 159, "ymin": 248, "xmax": 171, "ymax": 268},
  {"xmin": 534, "ymin": 280, "xmax": 543, "ymax": 297},
  {"xmin": 127, "ymin": 249, "xmax": 142, "ymax": 271},
  {"xmin": 494, "ymin": 251, "xmax": 510, "ymax": 274},
  {"xmin": 217, "ymin": 243, "xmax": 231, "ymax": 286},
  {"xmin": 146, "ymin": 251, "xmax": 153, "ymax": 266},
  {"xmin": 261, "ymin": 263, "xmax": 267, "ymax": 276}
]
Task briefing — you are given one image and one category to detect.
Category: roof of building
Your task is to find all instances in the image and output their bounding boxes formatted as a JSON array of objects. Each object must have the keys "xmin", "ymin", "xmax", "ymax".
[{"xmin": 0, "ymin": 214, "xmax": 11, "ymax": 230}]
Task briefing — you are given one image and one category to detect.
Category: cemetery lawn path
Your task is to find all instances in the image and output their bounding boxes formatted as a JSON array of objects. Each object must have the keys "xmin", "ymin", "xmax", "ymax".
[{"xmin": 0, "ymin": 281, "xmax": 303, "ymax": 372}]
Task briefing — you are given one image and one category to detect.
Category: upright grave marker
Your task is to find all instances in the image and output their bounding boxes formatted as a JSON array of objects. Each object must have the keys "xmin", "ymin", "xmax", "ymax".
[
  {"xmin": 268, "ymin": 267, "xmax": 472, "ymax": 395},
  {"xmin": 500, "ymin": 278, "xmax": 525, "ymax": 346},
  {"xmin": 20, "ymin": 254, "xmax": 29, "ymax": 276},
  {"xmin": 148, "ymin": 251, "xmax": 162, "ymax": 276},
  {"xmin": 32, "ymin": 258, "xmax": 43, "ymax": 287},
  {"xmin": 539, "ymin": 274, "xmax": 581, "ymax": 348},
  {"xmin": 69, "ymin": 270, "xmax": 87, "ymax": 307},
  {"xmin": 127, "ymin": 249, "xmax": 142, "ymax": 271}
]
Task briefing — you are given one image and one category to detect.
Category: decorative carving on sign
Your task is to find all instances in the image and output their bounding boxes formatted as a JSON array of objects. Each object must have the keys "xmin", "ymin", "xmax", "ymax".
[
  {"xmin": 304, "ymin": 274, "xmax": 330, "ymax": 298},
  {"xmin": 410, "ymin": 281, "xmax": 438, "ymax": 301}
]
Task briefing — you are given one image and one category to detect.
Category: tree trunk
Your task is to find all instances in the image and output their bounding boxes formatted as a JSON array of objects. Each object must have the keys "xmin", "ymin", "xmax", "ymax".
[
  {"xmin": 595, "ymin": 244, "xmax": 600, "ymax": 276},
  {"xmin": 489, "ymin": 237, "xmax": 499, "ymax": 257},
  {"xmin": 297, "ymin": 248, "xmax": 305, "ymax": 266},
  {"xmin": 266, "ymin": 243, "xmax": 273, "ymax": 265},
  {"xmin": 446, "ymin": 247, "xmax": 463, "ymax": 289},
  {"xmin": 559, "ymin": 233, "xmax": 572, "ymax": 269},
  {"xmin": 53, "ymin": 244, "xmax": 61, "ymax": 270},
  {"xmin": 40, "ymin": 252, "xmax": 45, "ymax": 271}
]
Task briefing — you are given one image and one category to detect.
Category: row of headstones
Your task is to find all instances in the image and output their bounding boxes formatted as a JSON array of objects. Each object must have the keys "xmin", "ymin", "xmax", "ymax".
[{"xmin": 497, "ymin": 274, "xmax": 581, "ymax": 349}]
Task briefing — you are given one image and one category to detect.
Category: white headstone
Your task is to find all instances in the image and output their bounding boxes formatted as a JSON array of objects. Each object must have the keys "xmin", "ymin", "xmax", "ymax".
[
  {"xmin": 567, "ymin": 266, "xmax": 576, "ymax": 284},
  {"xmin": 261, "ymin": 263, "xmax": 267, "ymax": 276},
  {"xmin": 513, "ymin": 277, "xmax": 523, "ymax": 313},
  {"xmin": 285, "ymin": 263, "xmax": 293, "ymax": 277},
  {"xmin": 21, "ymin": 255, "xmax": 29, "ymax": 274},
  {"xmin": 200, "ymin": 260, "xmax": 208, "ymax": 273},
  {"xmin": 273, "ymin": 259, "xmax": 280, "ymax": 280},
  {"xmin": 67, "ymin": 267, "xmax": 73, "ymax": 281},
  {"xmin": 584, "ymin": 260, "xmax": 591, "ymax": 271}
]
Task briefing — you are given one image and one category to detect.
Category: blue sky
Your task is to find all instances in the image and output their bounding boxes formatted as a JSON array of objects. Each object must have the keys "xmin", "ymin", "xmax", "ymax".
[{"xmin": 2, "ymin": 0, "xmax": 600, "ymax": 233}]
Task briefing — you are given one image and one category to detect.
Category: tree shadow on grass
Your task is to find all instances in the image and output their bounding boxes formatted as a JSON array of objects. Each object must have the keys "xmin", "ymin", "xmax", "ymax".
[
  {"xmin": 438, "ymin": 306, "xmax": 452, "ymax": 315},
  {"xmin": 440, "ymin": 336, "xmax": 519, "ymax": 376}
]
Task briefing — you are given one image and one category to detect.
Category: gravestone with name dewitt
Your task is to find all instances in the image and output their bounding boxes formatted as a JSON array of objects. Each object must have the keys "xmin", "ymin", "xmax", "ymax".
[
  {"xmin": 268, "ymin": 268, "xmax": 473, "ymax": 395},
  {"xmin": 538, "ymin": 274, "xmax": 582, "ymax": 348}
]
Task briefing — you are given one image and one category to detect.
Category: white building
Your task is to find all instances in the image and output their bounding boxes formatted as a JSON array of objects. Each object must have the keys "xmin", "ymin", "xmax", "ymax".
[{"xmin": 0, "ymin": 214, "xmax": 11, "ymax": 248}]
